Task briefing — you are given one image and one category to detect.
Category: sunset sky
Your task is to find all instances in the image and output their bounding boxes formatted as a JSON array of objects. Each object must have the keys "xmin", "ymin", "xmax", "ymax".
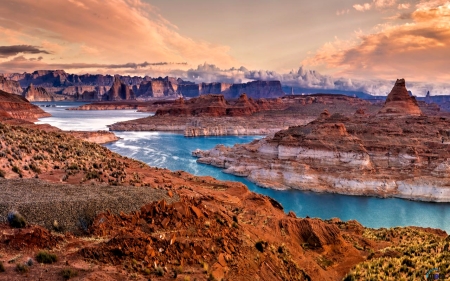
[{"xmin": 0, "ymin": 0, "xmax": 448, "ymax": 95}]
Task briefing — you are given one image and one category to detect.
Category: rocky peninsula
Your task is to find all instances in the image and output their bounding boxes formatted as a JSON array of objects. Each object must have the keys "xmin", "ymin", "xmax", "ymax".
[{"xmin": 193, "ymin": 79, "xmax": 450, "ymax": 202}]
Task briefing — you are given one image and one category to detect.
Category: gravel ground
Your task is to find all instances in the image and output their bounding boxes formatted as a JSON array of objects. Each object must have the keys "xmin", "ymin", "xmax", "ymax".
[{"xmin": 0, "ymin": 178, "xmax": 178, "ymax": 233}]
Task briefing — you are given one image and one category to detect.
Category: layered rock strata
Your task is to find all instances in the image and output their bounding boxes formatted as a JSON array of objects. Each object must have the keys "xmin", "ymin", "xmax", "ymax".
[
  {"xmin": 194, "ymin": 111, "xmax": 450, "ymax": 202},
  {"xmin": 190, "ymin": 77, "xmax": 450, "ymax": 202},
  {"xmin": 0, "ymin": 75, "xmax": 22, "ymax": 95},
  {"xmin": 104, "ymin": 76, "xmax": 135, "ymax": 101},
  {"xmin": 22, "ymin": 84, "xmax": 66, "ymax": 101},
  {"xmin": 0, "ymin": 89, "xmax": 51, "ymax": 121},
  {"xmin": 377, "ymin": 78, "xmax": 422, "ymax": 116}
]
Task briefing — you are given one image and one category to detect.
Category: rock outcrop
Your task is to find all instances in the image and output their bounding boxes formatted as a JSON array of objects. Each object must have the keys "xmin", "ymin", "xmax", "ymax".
[
  {"xmin": 22, "ymin": 84, "xmax": 66, "ymax": 101},
  {"xmin": 377, "ymin": 79, "xmax": 422, "ymax": 116},
  {"xmin": 0, "ymin": 76, "xmax": 22, "ymax": 95},
  {"xmin": 193, "ymin": 110, "xmax": 450, "ymax": 202},
  {"xmin": 0, "ymin": 90, "xmax": 51, "ymax": 121},
  {"xmin": 104, "ymin": 77, "xmax": 135, "ymax": 101},
  {"xmin": 136, "ymin": 77, "xmax": 177, "ymax": 98},
  {"xmin": 154, "ymin": 93, "xmax": 284, "ymax": 117}
]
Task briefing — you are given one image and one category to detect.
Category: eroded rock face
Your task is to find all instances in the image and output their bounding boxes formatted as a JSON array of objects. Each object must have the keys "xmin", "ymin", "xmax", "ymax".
[
  {"xmin": 136, "ymin": 77, "xmax": 177, "ymax": 98},
  {"xmin": 377, "ymin": 79, "xmax": 422, "ymax": 116},
  {"xmin": 0, "ymin": 76, "xmax": 22, "ymax": 95},
  {"xmin": 154, "ymin": 93, "xmax": 284, "ymax": 117},
  {"xmin": 104, "ymin": 77, "xmax": 135, "ymax": 101},
  {"xmin": 0, "ymin": 90, "xmax": 51, "ymax": 121},
  {"xmin": 22, "ymin": 84, "xmax": 66, "ymax": 101},
  {"xmin": 194, "ymin": 111, "xmax": 450, "ymax": 202}
]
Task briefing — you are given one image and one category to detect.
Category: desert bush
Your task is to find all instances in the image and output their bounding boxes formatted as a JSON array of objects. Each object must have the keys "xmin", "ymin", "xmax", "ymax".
[
  {"xmin": 61, "ymin": 268, "xmax": 78, "ymax": 279},
  {"xmin": 7, "ymin": 211, "xmax": 26, "ymax": 228},
  {"xmin": 36, "ymin": 251, "xmax": 57, "ymax": 264},
  {"xmin": 15, "ymin": 264, "xmax": 28, "ymax": 274}
]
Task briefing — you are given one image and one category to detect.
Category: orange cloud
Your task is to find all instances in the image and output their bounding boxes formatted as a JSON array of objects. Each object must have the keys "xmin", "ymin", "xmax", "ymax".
[
  {"xmin": 353, "ymin": 0, "xmax": 397, "ymax": 11},
  {"xmin": 304, "ymin": 1, "xmax": 450, "ymax": 81},
  {"xmin": 0, "ymin": 0, "xmax": 238, "ymax": 74}
]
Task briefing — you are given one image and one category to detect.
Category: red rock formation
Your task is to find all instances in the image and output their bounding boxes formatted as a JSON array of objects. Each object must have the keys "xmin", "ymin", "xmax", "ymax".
[
  {"xmin": 0, "ymin": 76, "xmax": 22, "ymax": 95},
  {"xmin": 105, "ymin": 76, "xmax": 135, "ymax": 101},
  {"xmin": 377, "ymin": 79, "xmax": 422, "ymax": 116},
  {"xmin": 22, "ymin": 83, "xmax": 66, "ymax": 101},
  {"xmin": 154, "ymin": 94, "xmax": 285, "ymax": 117},
  {"xmin": 0, "ymin": 90, "xmax": 51, "ymax": 121}
]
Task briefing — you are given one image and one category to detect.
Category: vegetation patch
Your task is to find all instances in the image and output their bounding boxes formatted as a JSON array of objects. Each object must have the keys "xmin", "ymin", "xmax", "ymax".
[
  {"xmin": 7, "ymin": 211, "xmax": 26, "ymax": 228},
  {"xmin": 36, "ymin": 251, "xmax": 57, "ymax": 264}
]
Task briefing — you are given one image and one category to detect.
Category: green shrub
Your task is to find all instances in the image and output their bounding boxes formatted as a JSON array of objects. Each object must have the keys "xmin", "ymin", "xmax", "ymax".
[
  {"xmin": 36, "ymin": 251, "xmax": 57, "ymax": 264},
  {"xmin": 61, "ymin": 268, "xmax": 78, "ymax": 279},
  {"xmin": 15, "ymin": 264, "xmax": 28, "ymax": 274},
  {"xmin": 7, "ymin": 211, "xmax": 26, "ymax": 228}
]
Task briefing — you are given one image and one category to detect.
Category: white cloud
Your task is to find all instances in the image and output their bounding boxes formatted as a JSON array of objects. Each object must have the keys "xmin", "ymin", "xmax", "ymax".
[{"xmin": 397, "ymin": 3, "xmax": 411, "ymax": 9}]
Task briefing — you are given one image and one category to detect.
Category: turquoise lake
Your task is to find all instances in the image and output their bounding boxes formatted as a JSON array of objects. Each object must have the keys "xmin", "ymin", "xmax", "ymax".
[{"xmin": 35, "ymin": 102, "xmax": 450, "ymax": 232}]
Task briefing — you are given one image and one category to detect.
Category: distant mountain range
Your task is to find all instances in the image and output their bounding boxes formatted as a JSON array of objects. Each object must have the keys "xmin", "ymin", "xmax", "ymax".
[
  {"xmin": 2, "ymin": 69, "xmax": 450, "ymax": 103},
  {"xmin": 0, "ymin": 70, "xmax": 286, "ymax": 101}
]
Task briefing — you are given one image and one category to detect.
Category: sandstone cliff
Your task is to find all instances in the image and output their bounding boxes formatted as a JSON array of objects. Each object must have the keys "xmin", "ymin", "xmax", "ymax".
[
  {"xmin": 188, "ymin": 79, "xmax": 450, "ymax": 202},
  {"xmin": 4, "ymin": 70, "xmax": 288, "ymax": 101},
  {"xmin": 104, "ymin": 76, "xmax": 135, "ymax": 101},
  {"xmin": 22, "ymin": 84, "xmax": 66, "ymax": 101},
  {"xmin": 136, "ymin": 77, "xmax": 177, "ymax": 98},
  {"xmin": 0, "ymin": 76, "xmax": 22, "ymax": 95},
  {"xmin": 154, "ymin": 93, "xmax": 283, "ymax": 117},
  {"xmin": 194, "ymin": 109, "xmax": 450, "ymax": 202},
  {"xmin": 0, "ymin": 89, "xmax": 51, "ymax": 121},
  {"xmin": 377, "ymin": 78, "xmax": 422, "ymax": 116}
]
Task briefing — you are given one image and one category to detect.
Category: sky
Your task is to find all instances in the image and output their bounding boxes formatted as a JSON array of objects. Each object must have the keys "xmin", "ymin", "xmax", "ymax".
[{"xmin": 0, "ymin": 0, "xmax": 449, "ymax": 95}]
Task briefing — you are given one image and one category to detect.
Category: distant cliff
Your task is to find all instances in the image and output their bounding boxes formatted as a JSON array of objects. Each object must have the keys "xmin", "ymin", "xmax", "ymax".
[
  {"xmin": 222, "ymin": 80, "xmax": 284, "ymax": 99},
  {"xmin": 1, "ymin": 70, "xmax": 285, "ymax": 101},
  {"xmin": 0, "ymin": 76, "xmax": 23, "ymax": 95},
  {"xmin": 104, "ymin": 77, "xmax": 135, "ymax": 101},
  {"xmin": 22, "ymin": 84, "xmax": 66, "ymax": 102}
]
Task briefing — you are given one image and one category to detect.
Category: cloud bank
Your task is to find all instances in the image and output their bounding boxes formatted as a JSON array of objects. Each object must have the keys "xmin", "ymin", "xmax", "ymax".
[
  {"xmin": 167, "ymin": 63, "xmax": 450, "ymax": 97},
  {"xmin": 0, "ymin": 0, "xmax": 237, "ymax": 72},
  {"xmin": 305, "ymin": 1, "xmax": 450, "ymax": 82}
]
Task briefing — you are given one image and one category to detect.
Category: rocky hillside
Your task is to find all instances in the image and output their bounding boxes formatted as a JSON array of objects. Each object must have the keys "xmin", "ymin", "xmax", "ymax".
[
  {"xmin": 193, "ymin": 80, "xmax": 450, "ymax": 202},
  {"xmin": 0, "ymin": 121, "xmax": 447, "ymax": 280},
  {"xmin": 0, "ymin": 89, "xmax": 50, "ymax": 121}
]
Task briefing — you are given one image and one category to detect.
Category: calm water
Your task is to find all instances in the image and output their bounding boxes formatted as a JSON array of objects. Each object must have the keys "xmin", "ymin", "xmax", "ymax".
[{"xmin": 36, "ymin": 103, "xmax": 450, "ymax": 232}]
